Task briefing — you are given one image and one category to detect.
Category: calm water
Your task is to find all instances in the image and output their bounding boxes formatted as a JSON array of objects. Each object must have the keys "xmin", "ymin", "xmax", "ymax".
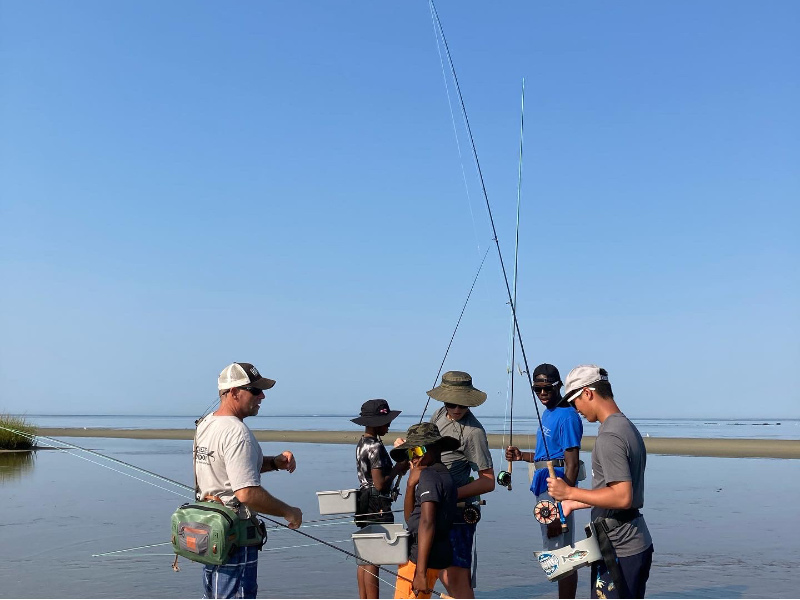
[
  {"xmin": 14, "ymin": 414, "xmax": 800, "ymax": 440},
  {"xmin": 1, "ymin": 438, "xmax": 798, "ymax": 598}
]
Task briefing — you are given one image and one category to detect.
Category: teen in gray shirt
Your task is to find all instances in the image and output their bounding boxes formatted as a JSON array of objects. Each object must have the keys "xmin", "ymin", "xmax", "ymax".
[{"xmin": 548, "ymin": 366, "xmax": 654, "ymax": 599}]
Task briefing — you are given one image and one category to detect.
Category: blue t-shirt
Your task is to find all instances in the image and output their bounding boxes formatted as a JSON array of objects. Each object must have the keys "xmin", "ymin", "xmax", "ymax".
[{"xmin": 530, "ymin": 405, "xmax": 583, "ymax": 496}]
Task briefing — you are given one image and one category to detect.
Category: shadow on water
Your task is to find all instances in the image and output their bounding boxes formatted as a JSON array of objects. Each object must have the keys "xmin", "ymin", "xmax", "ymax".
[
  {"xmin": 478, "ymin": 581, "xmax": 554, "ymax": 599},
  {"xmin": 0, "ymin": 450, "xmax": 36, "ymax": 483},
  {"xmin": 655, "ymin": 584, "xmax": 748, "ymax": 599}
]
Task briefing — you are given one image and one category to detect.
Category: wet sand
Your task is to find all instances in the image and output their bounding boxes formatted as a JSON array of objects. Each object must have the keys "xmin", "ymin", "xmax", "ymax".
[{"xmin": 36, "ymin": 428, "xmax": 800, "ymax": 459}]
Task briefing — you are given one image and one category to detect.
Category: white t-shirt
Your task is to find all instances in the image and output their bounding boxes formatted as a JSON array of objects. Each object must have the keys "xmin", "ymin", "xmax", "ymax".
[{"xmin": 194, "ymin": 414, "xmax": 263, "ymax": 518}]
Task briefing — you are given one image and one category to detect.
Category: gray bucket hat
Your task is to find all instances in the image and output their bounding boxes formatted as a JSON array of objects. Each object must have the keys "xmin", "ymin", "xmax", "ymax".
[
  {"xmin": 390, "ymin": 423, "xmax": 460, "ymax": 462},
  {"xmin": 427, "ymin": 371, "xmax": 487, "ymax": 407}
]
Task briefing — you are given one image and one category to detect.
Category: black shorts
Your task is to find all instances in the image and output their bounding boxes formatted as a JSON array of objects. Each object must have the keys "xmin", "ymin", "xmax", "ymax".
[
  {"xmin": 355, "ymin": 488, "xmax": 394, "ymax": 528},
  {"xmin": 591, "ymin": 544, "xmax": 654, "ymax": 599}
]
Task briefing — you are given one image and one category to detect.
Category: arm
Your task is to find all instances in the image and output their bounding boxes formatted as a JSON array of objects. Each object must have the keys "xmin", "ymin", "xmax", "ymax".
[
  {"xmin": 505, "ymin": 446, "xmax": 534, "ymax": 463},
  {"xmin": 412, "ymin": 502, "xmax": 437, "ymax": 595},
  {"xmin": 261, "ymin": 451, "xmax": 296, "ymax": 473},
  {"xmin": 562, "ymin": 447, "xmax": 580, "ymax": 487},
  {"xmin": 372, "ymin": 460, "xmax": 409, "ymax": 493},
  {"xmin": 548, "ymin": 478, "xmax": 633, "ymax": 511},
  {"xmin": 404, "ymin": 465, "xmax": 422, "ymax": 521},
  {"xmin": 457, "ymin": 468, "xmax": 495, "ymax": 500},
  {"xmin": 234, "ymin": 485, "xmax": 302, "ymax": 528}
]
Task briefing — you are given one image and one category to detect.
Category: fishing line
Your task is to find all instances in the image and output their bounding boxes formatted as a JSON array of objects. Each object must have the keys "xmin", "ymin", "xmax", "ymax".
[
  {"xmin": 259, "ymin": 515, "xmax": 449, "ymax": 598},
  {"xmin": 429, "ymin": 1, "xmax": 481, "ymax": 257},
  {"xmin": 0, "ymin": 426, "xmax": 192, "ymax": 499},
  {"xmin": 419, "ymin": 246, "xmax": 490, "ymax": 423},
  {"xmin": 429, "ymin": 0, "xmax": 550, "ymax": 459}
]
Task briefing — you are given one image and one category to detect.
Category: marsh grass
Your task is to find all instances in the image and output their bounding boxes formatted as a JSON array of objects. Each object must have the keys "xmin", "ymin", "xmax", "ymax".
[{"xmin": 0, "ymin": 414, "xmax": 37, "ymax": 450}]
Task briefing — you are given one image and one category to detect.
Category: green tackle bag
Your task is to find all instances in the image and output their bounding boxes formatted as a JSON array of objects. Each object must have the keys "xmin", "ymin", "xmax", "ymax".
[
  {"xmin": 171, "ymin": 501, "xmax": 240, "ymax": 566},
  {"xmin": 171, "ymin": 501, "xmax": 269, "ymax": 566}
]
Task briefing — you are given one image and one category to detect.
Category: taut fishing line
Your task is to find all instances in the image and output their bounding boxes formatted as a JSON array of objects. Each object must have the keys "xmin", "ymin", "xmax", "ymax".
[
  {"xmin": 419, "ymin": 247, "xmax": 489, "ymax": 423},
  {"xmin": 429, "ymin": 0, "xmax": 551, "ymax": 459}
]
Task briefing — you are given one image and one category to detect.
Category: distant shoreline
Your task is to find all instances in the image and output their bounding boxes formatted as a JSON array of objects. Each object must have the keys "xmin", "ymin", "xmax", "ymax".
[{"xmin": 34, "ymin": 428, "xmax": 800, "ymax": 459}]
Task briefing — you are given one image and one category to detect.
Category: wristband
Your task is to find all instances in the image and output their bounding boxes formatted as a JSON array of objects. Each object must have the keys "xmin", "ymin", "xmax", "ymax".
[{"xmin": 271, "ymin": 456, "xmax": 280, "ymax": 471}]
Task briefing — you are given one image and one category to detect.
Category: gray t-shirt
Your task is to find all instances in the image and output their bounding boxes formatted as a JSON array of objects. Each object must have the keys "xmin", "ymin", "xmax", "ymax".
[
  {"xmin": 194, "ymin": 414, "xmax": 263, "ymax": 519},
  {"xmin": 591, "ymin": 413, "xmax": 652, "ymax": 557},
  {"xmin": 431, "ymin": 407, "xmax": 493, "ymax": 503}
]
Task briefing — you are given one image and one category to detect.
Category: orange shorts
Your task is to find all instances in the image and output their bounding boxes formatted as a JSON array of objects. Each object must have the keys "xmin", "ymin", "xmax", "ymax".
[{"xmin": 394, "ymin": 560, "xmax": 440, "ymax": 599}]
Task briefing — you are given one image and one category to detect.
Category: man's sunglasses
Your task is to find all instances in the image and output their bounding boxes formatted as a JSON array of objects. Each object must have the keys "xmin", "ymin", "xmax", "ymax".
[
  {"xmin": 406, "ymin": 446, "xmax": 427, "ymax": 460},
  {"xmin": 533, "ymin": 383, "xmax": 558, "ymax": 394},
  {"xmin": 239, "ymin": 386, "xmax": 262, "ymax": 395},
  {"xmin": 444, "ymin": 402, "xmax": 464, "ymax": 409}
]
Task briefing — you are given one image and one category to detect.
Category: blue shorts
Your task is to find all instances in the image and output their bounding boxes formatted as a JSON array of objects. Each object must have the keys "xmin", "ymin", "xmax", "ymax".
[
  {"xmin": 202, "ymin": 545, "xmax": 259, "ymax": 599},
  {"xmin": 449, "ymin": 521, "xmax": 477, "ymax": 569},
  {"xmin": 590, "ymin": 545, "xmax": 653, "ymax": 599}
]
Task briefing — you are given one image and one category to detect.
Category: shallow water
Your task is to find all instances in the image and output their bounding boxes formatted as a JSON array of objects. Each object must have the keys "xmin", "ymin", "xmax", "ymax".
[
  {"xmin": 0, "ymin": 439, "xmax": 798, "ymax": 598},
  {"xmin": 14, "ymin": 414, "xmax": 800, "ymax": 440}
]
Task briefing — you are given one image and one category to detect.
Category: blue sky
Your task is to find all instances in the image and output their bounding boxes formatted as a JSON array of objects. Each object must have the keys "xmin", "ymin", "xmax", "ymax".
[{"xmin": 1, "ymin": 1, "xmax": 798, "ymax": 420}]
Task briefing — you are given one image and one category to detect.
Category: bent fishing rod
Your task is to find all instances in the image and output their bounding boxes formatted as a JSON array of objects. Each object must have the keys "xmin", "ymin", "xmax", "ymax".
[
  {"xmin": 0, "ymin": 424, "xmax": 452, "ymax": 597},
  {"xmin": 429, "ymin": 0, "xmax": 551, "ymax": 461}
]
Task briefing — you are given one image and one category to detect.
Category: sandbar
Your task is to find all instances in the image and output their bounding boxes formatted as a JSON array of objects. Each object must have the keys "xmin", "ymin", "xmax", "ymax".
[{"xmin": 34, "ymin": 428, "xmax": 800, "ymax": 459}]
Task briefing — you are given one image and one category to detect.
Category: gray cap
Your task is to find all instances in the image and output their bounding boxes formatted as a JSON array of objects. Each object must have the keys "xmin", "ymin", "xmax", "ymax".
[{"xmin": 563, "ymin": 365, "xmax": 609, "ymax": 404}]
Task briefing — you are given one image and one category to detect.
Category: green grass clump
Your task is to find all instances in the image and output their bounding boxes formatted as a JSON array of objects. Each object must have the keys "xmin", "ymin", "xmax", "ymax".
[{"xmin": 0, "ymin": 414, "xmax": 37, "ymax": 450}]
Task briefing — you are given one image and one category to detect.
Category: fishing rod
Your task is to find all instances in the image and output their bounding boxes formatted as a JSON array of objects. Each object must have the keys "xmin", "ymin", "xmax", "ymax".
[
  {"xmin": 3, "ymin": 425, "xmax": 452, "ymax": 596},
  {"xmin": 497, "ymin": 78, "xmax": 526, "ymax": 492},
  {"xmin": 429, "ymin": 0, "xmax": 551, "ymax": 461},
  {"xmin": 419, "ymin": 246, "xmax": 490, "ymax": 423}
]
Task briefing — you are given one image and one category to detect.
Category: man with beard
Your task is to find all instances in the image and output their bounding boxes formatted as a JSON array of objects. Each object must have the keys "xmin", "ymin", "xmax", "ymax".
[{"xmin": 505, "ymin": 363, "xmax": 583, "ymax": 598}]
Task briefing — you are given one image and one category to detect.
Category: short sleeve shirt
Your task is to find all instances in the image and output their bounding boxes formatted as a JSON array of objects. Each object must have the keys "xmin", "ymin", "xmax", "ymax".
[
  {"xmin": 356, "ymin": 435, "xmax": 392, "ymax": 490},
  {"xmin": 431, "ymin": 407, "xmax": 493, "ymax": 503},
  {"xmin": 194, "ymin": 414, "xmax": 263, "ymax": 519},
  {"xmin": 530, "ymin": 405, "xmax": 583, "ymax": 495},
  {"xmin": 407, "ymin": 462, "xmax": 457, "ymax": 569},
  {"xmin": 591, "ymin": 413, "xmax": 652, "ymax": 557}
]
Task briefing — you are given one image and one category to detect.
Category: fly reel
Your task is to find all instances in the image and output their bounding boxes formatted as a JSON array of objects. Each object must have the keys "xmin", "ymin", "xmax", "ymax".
[
  {"xmin": 533, "ymin": 499, "xmax": 559, "ymax": 525},
  {"xmin": 497, "ymin": 470, "xmax": 512, "ymax": 489},
  {"xmin": 463, "ymin": 505, "xmax": 481, "ymax": 525}
]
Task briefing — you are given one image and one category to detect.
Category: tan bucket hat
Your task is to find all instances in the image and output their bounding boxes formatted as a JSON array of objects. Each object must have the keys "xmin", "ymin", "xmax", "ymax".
[{"xmin": 427, "ymin": 370, "xmax": 487, "ymax": 408}]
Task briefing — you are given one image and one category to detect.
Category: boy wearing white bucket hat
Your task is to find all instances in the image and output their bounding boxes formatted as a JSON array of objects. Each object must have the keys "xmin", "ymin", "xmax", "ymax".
[{"xmin": 547, "ymin": 365, "xmax": 653, "ymax": 599}]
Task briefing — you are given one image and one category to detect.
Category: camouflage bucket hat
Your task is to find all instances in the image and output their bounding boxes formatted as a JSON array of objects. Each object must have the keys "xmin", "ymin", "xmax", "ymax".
[
  {"xmin": 426, "ymin": 370, "xmax": 487, "ymax": 407},
  {"xmin": 389, "ymin": 423, "xmax": 460, "ymax": 462}
]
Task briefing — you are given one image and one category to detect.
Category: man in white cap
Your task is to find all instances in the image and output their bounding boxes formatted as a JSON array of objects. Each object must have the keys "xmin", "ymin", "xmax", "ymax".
[
  {"xmin": 547, "ymin": 365, "xmax": 653, "ymax": 599},
  {"xmin": 194, "ymin": 362, "xmax": 303, "ymax": 599}
]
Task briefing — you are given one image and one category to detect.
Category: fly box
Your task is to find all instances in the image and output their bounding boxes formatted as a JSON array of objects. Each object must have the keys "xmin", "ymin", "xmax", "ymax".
[
  {"xmin": 351, "ymin": 523, "xmax": 410, "ymax": 565},
  {"xmin": 316, "ymin": 489, "xmax": 359, "ymax": 514}
]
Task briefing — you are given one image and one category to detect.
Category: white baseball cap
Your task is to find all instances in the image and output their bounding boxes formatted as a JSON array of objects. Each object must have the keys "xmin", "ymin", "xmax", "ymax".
[
  {"xmin": 218, "ymin": 362, "xmax": 276, "ymax": 391},
  {"xmin": 563, "ymin": 365, "xmax": 609, "ymax": 404}
]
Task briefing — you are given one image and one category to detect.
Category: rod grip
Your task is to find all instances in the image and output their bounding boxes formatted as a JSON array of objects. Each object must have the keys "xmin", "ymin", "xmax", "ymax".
[{"xmin": 547, "ymin": 460, "xmax": 556, "ymax": 479}]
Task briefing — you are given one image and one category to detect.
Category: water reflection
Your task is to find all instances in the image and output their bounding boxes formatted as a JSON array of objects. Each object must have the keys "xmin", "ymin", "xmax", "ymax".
[{"xmin": 0, "ymin": 451, "xmax": 36, "ymax": 483}]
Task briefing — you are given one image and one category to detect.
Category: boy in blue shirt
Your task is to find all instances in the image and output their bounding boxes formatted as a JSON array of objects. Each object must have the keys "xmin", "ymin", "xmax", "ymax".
[{"xmin": 506, "ymin": 363, "xmax": 583, "ymax": 599}]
